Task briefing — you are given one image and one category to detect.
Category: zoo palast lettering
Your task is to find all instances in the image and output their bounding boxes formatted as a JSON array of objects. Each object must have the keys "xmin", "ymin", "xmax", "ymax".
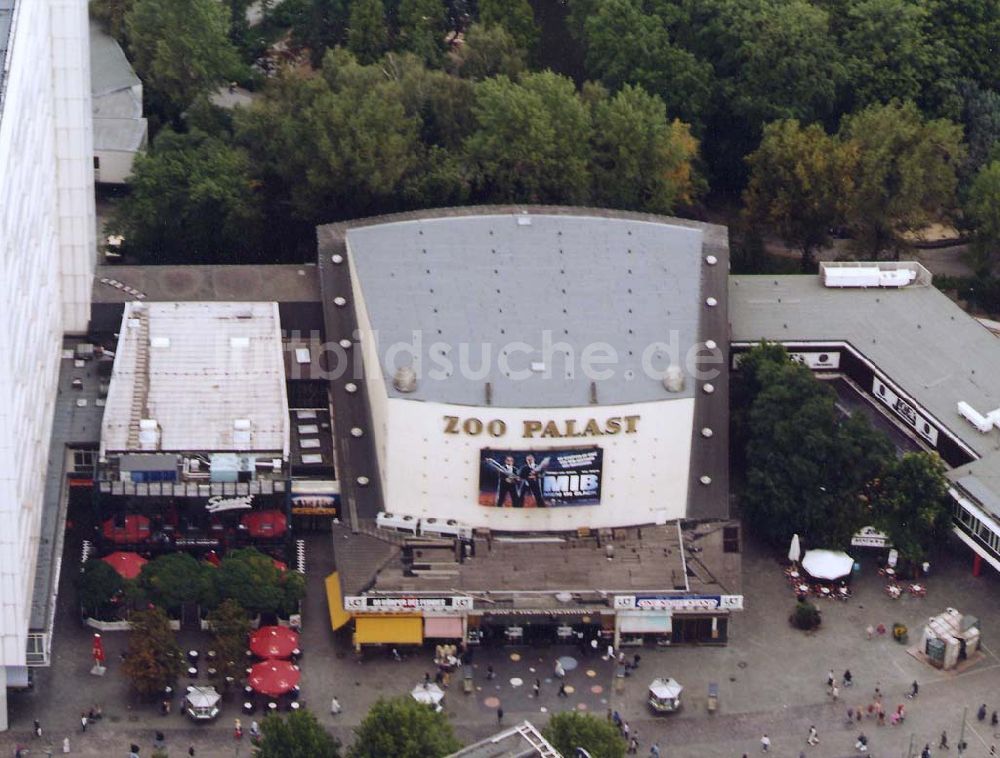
[{"xmin": 444, "ymin": 415, "xmax": 640, "ymax": 438}]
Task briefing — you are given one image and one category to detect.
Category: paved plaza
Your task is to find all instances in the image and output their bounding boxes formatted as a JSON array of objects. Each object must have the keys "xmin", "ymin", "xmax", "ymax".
[{"xmin": 2, "ymin": 530, "xmax": 1000, "ymax": 757}]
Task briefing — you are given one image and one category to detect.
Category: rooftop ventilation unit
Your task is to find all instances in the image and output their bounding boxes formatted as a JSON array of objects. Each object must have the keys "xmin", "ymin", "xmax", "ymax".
[
  {"xmin": 957, "ymin": 402, "xmax": 1000, "ymax": 433},
  {"xmin": 230, "ymin": 336, "xmax": 250, "ymax": 349},
  {"xmin": 821, "ymin": 263, "xmax": 919, "ymax": 288},
  {"xmin": 662, "ymin": 365, "xmax": 685, "ymax": 393},
  {"xmin": 233, "ymin": 418, "xmax": 253, "ymax": 449},
  {"xmin": 393, "ymin": 365, "xmax": 417, "ymax": 392},
  {"xmin": 150, "ymin": 336, "xmax": 170, "ymax": 348},
  {"xmin": 294, "ymin": 348, "xmax": 311, "ymax": 364},
  {"xmin": 137, "ymin": 419, "xmax": 160, "ymax": 450}
]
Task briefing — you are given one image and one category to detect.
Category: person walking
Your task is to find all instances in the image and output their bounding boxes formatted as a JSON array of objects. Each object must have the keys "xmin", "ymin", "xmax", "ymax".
[
  {"xmin": 866, "ymin": 624, "xmax": 874, "ymax": 640},
  {"xmin": 940, "ymin": 731, "xmax": 949, "ymax": 749},
  {"xmin": 622, "ymin": 722, "xmax": 631, "ymax": 741},
  {"xmin": 992, "ymin": 711, "xmax": 998, "ymax": 727},
  {"xmin": 807, "ymin": 725, "xmax": 819, "ymax": 745},
  {"xmin": 921, "ymin": 744, "xmax": 931, "ymax": 758},
  {"xmin": 910, "ymin": 681, "xmax": 919, "ymax": 698},
  {"xmin": 827, "ymin": 670, "xmax": 835, "ymax": 687},
  {"xmin": 628, "ymin": 736, "xmax": 639, "ymax": 754},
  {"xmin": 978, "ymin": 704, "xmax": 988, "ymax": 722},
  {"xmin": 80, "ymin": 713, "xmax": 87, "ymax": 732},
  {"xmin": 831, "ymin": 684, "xmax": 840, "ymax": 701},
  {"xmin": 497, "ymin": 706, "xmax": 503, "ymax": 724},
  {"xmin": 557, "ymin": 682, "xmax": 568, "ymax": 698},
  {"xmin": 32, "ymin": 721, "xmax": 41, "ymax": 739},
  {"xmin": 533, "ymin": 679, "xmax": 541, "ymax": 698},
  {"xmin": 649, "ymin": 743, "xmax": 660, "ymax": 758},
  {"xmin": 761, "ymin": 733, "xmax": 771, "ymax": 752},
  {"xmin": 486, "ymin": 665, "xmax": 495, "ymax": 680},
  {"xmin": 843, "ymin": 669, "xmax": 853, "ymax": 687},
  {"xmin": 188, "ymin": 748, "xmax": 195, "ymax": 757}
]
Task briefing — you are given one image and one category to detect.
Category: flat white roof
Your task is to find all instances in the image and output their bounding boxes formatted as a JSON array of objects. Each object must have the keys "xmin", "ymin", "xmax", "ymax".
[{"xmin": 101, "ymin": 302, "xmax": 289, "ymax": 456}]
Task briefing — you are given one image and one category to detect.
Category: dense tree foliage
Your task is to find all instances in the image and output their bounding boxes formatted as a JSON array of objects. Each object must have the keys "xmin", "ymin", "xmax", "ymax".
[
  {"xmin": 258, "ymin": 710, "xmax": 341, "ymax": 758},
  {"xmin": 743, "ymin": 120, "xmax": 857, "ymax": 269},
  {"xmin": 138, "ymin": 551, "xmax": 214, "ymax": 614},
  {"xmin": 76, "ymin": 559, "xmax": 125, "ymax": 619},
  {"xmin": 211, "ymin": 548, "xmax": 306, "ymax": 617},
  {"xmin": 965, "ymin": 160, "xmax": 1000, "ymax": 268},
  {"xmin": 125, "ymin": 0, "xmax": 242, "ymax": 116},
  {"xmin": 122, "ymin": 607, "xmax": 185, "ymax": 697},
  {"xmin": 106, "ymin": 0, "xmax": 1000, "ymax": 266},
  {"xmin": 736, "ymin": 344, "xmax": 894, "ymax": 549},
  {"xmin": 206, "ymin": 599, "xmax": 252, "ymax": 688},
  {"xmin": 839, "ymin": 100, "xmax": 965, "ymax": 257},
  {"xmin": 870, "ymin": 452, "xmax": 952, "ymax": 563},
  {"xmin": 347, "ymin": 697, "xmax": 461, "ymax": 758},
  {"xmin": 543, "ymin": 712, "xmax": 626, "ymax": 758},
  {"xmin": 110, "ymin": 128, "xmax": 264, "ymax": 263}
]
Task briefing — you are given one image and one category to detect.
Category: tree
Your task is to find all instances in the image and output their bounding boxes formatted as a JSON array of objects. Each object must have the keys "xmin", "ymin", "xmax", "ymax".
[
  {"xmin": 966, "ymin": 160, "xmax": 1000, "ymax": 268},
  {"xmin": 122, "ymin": 607, "xmax": 185, "ymax": 697},
  {"xmin": 465, "ymin": 72, "xmax": 591, "ymax": 204},
  {"xmin": 76, "ymin": 560, "xmax": 125, "ymax": 619},
  {"xmin": 397, "ymin": 0, "xmax": 448, "ymax": 65},
  {"xmin": 258, "ymin": 710, "xmax": 341, "ymax": 758},
  {"xmin": 543, "ymin": 712, "xmax": 625, "ymax": 758},
  {"xmin": 590, "ymin": 85, "xmax": 701, "ymax": 213},
  {"xmin": 212, "ymin": 548, "xmax": 306, "ymax": 617},
  {"xmin": 738, "ymin": 345, "xmax": 894, "ymax": 549},
  {"xmin": 926, "ymin": 0, "xmax": 1000, "ymax": 92},
  {"xmin": 347, "ymin": 0, "xmax": 389, "ymax": 64},
  {"xmin": 285, "ymin": 0, "xmax": 351, "ymax": 67},
  {"xmin": 580, "ymin": 0, "xmax": 713, "ymax": 128},
  {"xmin": 871, "ymin": 453, "xmax": 952, "ymax": 564},
  {"xmin": 91, "ymin": 0, "xmax": 134, "ymax": 43},
  {"xmin": 743, "ymin": 119, "xmax": 857, "ymax": 269},
  {"xmin": 206, "ymin": 599, "xmax": 251, "ymax": 688},
  {"xmin": 478, "ymin": 0, "xmax": 538, "ymax": 54},
  {"xmin": 139, "ymin": 552, "xmax": 213, "ymax": 615},
  {"xmin": 450, "ymin": 22, "xmax": 526, "ymax": 81},
  {"xmin": 839, "ymin": 100, "xmax": 965, "ymax": 258},
  {"xmin": 957, "ymin": 80, "xmax": 1000, "ymax": 176},
  {"xmin": 110, "ymin": 128, "xmax": 265, "ymax": 264},
  {"xmin": 347, "ymin": 697, "xmax": 460, "ymax": 758},
  {"xmin": 836, "ymin": 0, "xmax": 938, "ymax": 110},
  {"xmin": 125, "ymin": 0, "xmax": 242, "ymax": 114}
]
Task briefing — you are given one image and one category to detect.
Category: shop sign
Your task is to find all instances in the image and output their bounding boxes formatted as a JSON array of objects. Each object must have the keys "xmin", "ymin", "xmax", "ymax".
[
  {"xmin": 444, "ymin": 415, "xmax": 640, "ymax": 439},
  {"xmin": 872, "ymin": 376, "xmax": 939, "ymax": 446},
  {"xmin": 344, "ymin": 596, "xmax": 474, "ymax": 612},
  {"xmin": 206, "ymin": 494, "xmax": 254, "ymax": 513},
  {"xmin": 614, "ymin": 594, "xmax": 744, "ymax": 612},
  {"xmin": 852, "ymin": 525, "xmax": 890, "ymax": 548}
]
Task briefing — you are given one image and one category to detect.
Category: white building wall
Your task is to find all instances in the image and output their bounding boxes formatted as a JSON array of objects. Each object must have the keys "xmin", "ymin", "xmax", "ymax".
[
  {"xmin": 51, "ymin": 0, "xmax": 96, "ymax": 334},
  {"xmin": 0, "ymin": 0, "xmax": 94, "ymax": 722},
  {"xmin": 375, "ymin": 396, "xmax": 695, "ymax": 531},
  {"xmin": 94, "ymin": 148, "xmax": 136, "ymax": 185}
]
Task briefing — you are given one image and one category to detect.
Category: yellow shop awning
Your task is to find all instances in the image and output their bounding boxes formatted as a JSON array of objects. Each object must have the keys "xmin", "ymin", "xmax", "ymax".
[
  {"xmin": 325, "ymin": 572, "xmax": 351, "ymax": 631},
  {"xmin": 354, "ymin": 615, "xmax": 424, "ymax": 645}
]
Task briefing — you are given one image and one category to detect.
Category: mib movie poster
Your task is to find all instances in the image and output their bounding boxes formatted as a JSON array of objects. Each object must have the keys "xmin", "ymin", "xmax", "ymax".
[{"xmin": 478, "ymin": 448, "xmax": 603, "ymax": 507}]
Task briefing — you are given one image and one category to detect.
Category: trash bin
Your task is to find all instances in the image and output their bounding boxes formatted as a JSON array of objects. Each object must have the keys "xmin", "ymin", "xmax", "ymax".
[{"xmin": 463, "ymin": 671, "xmax": 473, "ymax": 694}]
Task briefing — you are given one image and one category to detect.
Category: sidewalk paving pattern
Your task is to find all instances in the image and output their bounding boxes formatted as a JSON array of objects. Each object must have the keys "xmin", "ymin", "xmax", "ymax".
[{"xmin": 3, "ymin": 530, "xmax": 1000, "ymax": 757}]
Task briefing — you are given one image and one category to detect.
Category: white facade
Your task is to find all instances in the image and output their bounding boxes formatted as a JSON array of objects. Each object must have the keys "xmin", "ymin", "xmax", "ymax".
[{"xmin": 0, "ymin": 0, "xmax": 95, "ymax": 728}]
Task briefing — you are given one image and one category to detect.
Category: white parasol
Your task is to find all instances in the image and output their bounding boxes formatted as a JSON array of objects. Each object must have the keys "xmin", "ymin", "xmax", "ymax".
[
  {"xmin": 411, "ymin": 683, "xmax": 445, "ymax": 706},
  {"xmin": 801, "ymin": 549, "xmax": 854, "ymax": 581},
  {"xmin": 788, "ymin": 534, "xmax": 802, "ymax": 564},
  {"xmin": 184, "ymin": 686, "xmax": 221, "ymax": 709}
]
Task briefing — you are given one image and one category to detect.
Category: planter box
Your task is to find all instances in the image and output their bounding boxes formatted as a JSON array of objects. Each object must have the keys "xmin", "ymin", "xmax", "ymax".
[{"xmin": 85, "ymin": 618, "xmax": 132, "ymax": 632}]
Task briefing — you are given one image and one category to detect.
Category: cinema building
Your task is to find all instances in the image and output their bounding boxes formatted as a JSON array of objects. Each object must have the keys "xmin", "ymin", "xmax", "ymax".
[
  {"xmin": 319, "ymin": 207, "xmax": 743, "ymax": 649},
  {"xmin": 730, "ymin": 262, "xmax": 1000, "ymax": 576}
]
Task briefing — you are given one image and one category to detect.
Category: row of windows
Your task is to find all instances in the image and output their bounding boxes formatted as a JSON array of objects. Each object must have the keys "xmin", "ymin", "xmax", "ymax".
[{"xmin": 953, "ymin": 500, "xmax": 1000, "ymax": 557}]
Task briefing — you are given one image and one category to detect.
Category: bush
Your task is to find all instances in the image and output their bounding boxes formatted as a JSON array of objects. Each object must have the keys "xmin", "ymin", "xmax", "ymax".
[{"xmin": 791, "ymin": 601, "xmax": 822, "ymax": 631}]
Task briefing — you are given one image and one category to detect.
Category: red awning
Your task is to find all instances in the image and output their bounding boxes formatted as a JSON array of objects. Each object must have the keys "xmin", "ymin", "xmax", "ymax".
[
  {"xmin": 241, "ymin": 510, "xmax": 288, "ymax": 538},
  {"xmin": 249, "ymin": 626, "xmax": 299, "ymax": 660},
  {"xmin": 102, "ymin": 515, "xmax": 152, "ymax": 544},
  {"xmin": 423, "ymin": 617, "xmax": 464, "ymax": 639},
  {"xmin": 101, "ymin": 551, "xmax": 148, "ymax": 580},
  {"xmin": 248, "ymin": 659, "xmax": 300, "ymax": 698}
]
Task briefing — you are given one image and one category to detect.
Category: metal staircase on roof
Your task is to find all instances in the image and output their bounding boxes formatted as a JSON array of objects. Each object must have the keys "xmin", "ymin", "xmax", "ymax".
[
  {"xmin": 515, "ymin": 722, "xmax": 562, "ymax": 757},
  {"xmin": 126, "ymin": 308, "xmax": 151, "ymax": 449}
]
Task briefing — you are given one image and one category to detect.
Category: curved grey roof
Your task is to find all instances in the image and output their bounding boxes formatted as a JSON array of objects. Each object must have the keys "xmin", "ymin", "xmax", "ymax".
[{"xmin": 345, "ymin": 211, "xmax": 724, "ymax": 408}]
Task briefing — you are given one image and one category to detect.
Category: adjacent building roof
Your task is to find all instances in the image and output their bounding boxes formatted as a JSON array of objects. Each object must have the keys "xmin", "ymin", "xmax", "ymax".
[
  {"xmin": 448, "ymin": 721, "xmax": 561, "ymax": 758},
  {"xmin": 94, "ymin": 117, "xmax": 147, "ymax": 152},
  {"xmin": 89, "ymin": 20, "xmax": 139, "ymax": 97},
  {"xmin": 93, "ymin": 265, "xmax": 321, "ymax": 304},
  {"xmin": 343, "ymin": 211, "xmax": 726, "ymax": 408},
  {"xmin": 729, "ymin": 273, "xmax": 1000, "ymax": 460},
  {"xmin": 100, "ymin": 302, "xmax": 290, "ymax": 455}
]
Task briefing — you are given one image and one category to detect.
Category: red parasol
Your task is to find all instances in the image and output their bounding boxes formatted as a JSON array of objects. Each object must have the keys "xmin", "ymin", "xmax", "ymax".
[
  {"xmin": 102, "ymin": 515, "xmax": 152, "ymax": 544},
  {"xmin": 92, "ymin": 633, "xmax": 105, "ymax": 663},
  {"xmin": 249, "ymin": 626, "xmax": 299, "ymax": 660},
  {"xmin": 247, "ymin": 659, "xmax": 300, "ymax": 698},
  {"xmin": 240, "ymin": 510, "xmax": 287, "ymax": 538},
  {"xmin": 101, "ymin": 551, "xmax": 148, "ymax": 580}
]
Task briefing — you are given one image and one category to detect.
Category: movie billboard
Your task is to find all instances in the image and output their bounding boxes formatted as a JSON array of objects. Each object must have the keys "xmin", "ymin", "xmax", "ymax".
[{"xmin": 479, "ymin": 448, "xmax": 603, "ymax": 507}]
